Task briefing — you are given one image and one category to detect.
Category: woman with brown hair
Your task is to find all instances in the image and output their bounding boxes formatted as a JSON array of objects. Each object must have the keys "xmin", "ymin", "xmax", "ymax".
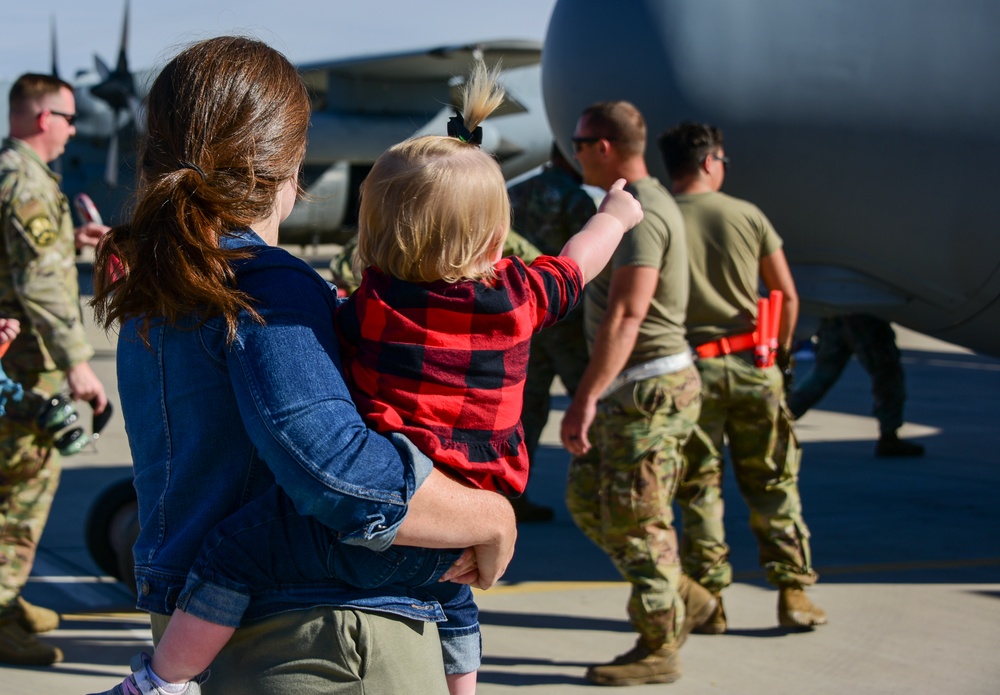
[{"xmin": 90, "ymin": 36, "xmax": 515, "ymax": 694}]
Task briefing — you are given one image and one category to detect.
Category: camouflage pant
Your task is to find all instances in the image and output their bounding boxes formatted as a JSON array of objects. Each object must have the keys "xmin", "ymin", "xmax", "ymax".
[
  {"xmin": 678, "ymin": 354, "xmax": 817, "ymax": 593},
  {"xmin": 0, "ymin": 369, "xmax": 62, "ymax": 614},
  {"xmin": 565, "ymin": 365, "xmax": 701, "ymax": 647},
  {"xmin": 788, "ymin": 314, "xmax": 906, "ymax": 435},
  {"xmin": 522, "ymin": 314, "xmax": 588, "ymax": 467}
]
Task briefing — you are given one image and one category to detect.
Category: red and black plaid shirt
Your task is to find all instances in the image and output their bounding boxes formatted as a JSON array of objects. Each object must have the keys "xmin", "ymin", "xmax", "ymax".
[{"xmin": 336, "ymin": 255, "xmax": 583, "ymax": 494}]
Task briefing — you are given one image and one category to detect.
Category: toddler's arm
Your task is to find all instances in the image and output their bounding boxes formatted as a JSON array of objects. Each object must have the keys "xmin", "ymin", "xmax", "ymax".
[{"xmin": 559, "ymin": 178, "xmax": 643, "ymax": 284}]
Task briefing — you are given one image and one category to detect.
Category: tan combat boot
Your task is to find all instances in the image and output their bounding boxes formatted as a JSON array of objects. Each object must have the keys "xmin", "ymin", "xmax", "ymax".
[
  {"xmin": 778, "ymin": 585, "xmax": 828, "ymax": 629},
  {"xmin": 16, "ymin": 597, "xmax": 60, "ymax": 633},
  {"xmin": 677, "ymin": 575, "xmax": 719, "ymax": 643},
  {"xmin": 692, "ymin": 591, "xmax": 727, "ymax": 634},
  {"xmin": 586, "ymin": 639, "xmax": 682, "ymax": 686},
  {"xmin": 0, "ymin": 614, "xmax": 64, "ymax": 665}
]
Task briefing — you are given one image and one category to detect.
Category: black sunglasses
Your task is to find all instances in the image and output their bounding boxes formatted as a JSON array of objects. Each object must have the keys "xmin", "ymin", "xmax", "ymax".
[
  {"xmin": 46, "ymin": 110, "xmax": 77, "ymax": 126},
  {"xmin": 571, "ymin": 135, "xmax": 614, "ymax": 152},
  {"xmin": 707, "ymin": 153, "xmax": 730, "ymax": 169}
]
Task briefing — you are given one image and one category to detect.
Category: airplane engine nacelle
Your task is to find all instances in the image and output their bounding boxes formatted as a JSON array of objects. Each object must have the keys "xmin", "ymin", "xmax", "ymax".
[
  {"xmin": 543, "ymin": 0, "xmax": 1000, "ymax": 356},
  {"xmin": 280, "ymin": 162, "xmax": 353, "ymax": 246}
]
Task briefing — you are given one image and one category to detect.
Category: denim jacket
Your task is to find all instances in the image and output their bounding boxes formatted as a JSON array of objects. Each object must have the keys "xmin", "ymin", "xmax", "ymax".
[{"xmin": 117, "ymin": 229, "xmax": 442, "ymax": 623}]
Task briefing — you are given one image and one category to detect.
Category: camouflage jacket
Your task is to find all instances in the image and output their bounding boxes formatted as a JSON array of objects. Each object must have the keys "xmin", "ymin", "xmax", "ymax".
[
  {"xmin": 0, "ymin": 138, "xmax": 92, "ymax": 373},
  {"xmin": 508, "ymin": 164, "xmax": 597, "ymax": 256}
]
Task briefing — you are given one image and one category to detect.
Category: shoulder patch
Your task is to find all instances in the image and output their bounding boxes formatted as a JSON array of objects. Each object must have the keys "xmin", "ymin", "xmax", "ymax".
[{"xmin": 14, "ymin": 200, "xmax": 57, "ymax": 246}]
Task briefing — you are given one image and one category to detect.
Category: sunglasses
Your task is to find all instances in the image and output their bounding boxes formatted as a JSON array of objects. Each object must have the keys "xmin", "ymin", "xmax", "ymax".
[
  {"xmin": 46, "ymin": 110, "xmax": 77, "ymax": 126},
  {"xmin": 571, "ymin": 135, "xmax": 614, "ymax": 152},
  {"xmin": 707, "ymin": 153, "xmax": 731, "ymax": 169}
]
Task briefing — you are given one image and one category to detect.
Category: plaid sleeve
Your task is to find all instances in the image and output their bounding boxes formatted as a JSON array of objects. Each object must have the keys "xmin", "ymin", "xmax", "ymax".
[{"xmin": 514, "ymin": 254, "xmax": 584, "ymax": 332}]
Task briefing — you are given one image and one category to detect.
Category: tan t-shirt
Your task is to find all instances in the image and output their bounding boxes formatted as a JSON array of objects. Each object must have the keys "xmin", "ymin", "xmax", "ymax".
[
  {"xmin": 676, "ymin": 190, "xmax": 783, "ymax": 347},
  {"xmin": 584, "ymin": 177, "xmax": 689, "ymax": 367}
]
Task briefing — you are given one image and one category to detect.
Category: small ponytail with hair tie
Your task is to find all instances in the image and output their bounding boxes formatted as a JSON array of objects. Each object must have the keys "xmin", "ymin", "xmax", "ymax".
[
  {"xmin": 448, "ymin": 58, "xmax": 504, "ymax": 147},
  {"xmin": 447, "ymin": 112, "xmax": 483, "ymax": 145}
]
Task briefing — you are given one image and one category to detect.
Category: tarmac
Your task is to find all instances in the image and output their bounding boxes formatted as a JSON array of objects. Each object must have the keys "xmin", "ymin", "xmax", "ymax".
[{"xmin": 5, "ymin": 251, "xmax": 1000, "ymax": 694}]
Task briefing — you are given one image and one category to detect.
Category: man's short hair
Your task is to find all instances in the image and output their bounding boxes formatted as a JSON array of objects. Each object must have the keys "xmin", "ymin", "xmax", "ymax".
[
  {"xmin": 9, "ymin": 73, "xmax": 73, "ymax": 114},
  {"xmin": 579, "ymin": 101, "xmax": 647, "ymax": 158},
  {"xmin": 658, "ymin": 122, "xmax": 724, "ymax": 180}
]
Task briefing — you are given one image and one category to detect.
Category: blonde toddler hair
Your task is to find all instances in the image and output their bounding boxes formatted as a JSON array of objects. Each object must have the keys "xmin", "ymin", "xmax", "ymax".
[{"xmin": 355, "ymin": 60, "xmax": 511, "ymax": 284}]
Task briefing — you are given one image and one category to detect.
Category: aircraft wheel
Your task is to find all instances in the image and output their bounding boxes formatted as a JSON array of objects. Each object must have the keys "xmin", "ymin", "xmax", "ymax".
[{"xmin": 85, "ymin": 477, "xmax": 139, "ymax": 595}]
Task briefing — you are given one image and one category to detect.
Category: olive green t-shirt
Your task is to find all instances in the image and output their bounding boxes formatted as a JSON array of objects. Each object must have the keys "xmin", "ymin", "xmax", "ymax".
[
  {"xmin": 676, "ymin": 191, "xmax": 783, "ymax": 347},
  {"xmin": 584, "ymin": 177, "xmax": 689, "ymax": 366}
]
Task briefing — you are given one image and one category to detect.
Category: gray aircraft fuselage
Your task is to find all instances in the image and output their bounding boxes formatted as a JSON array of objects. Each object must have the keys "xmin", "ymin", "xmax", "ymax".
[{"xmin": 542, "ymin": 0, "xmax": 1000, "ymax": 356}]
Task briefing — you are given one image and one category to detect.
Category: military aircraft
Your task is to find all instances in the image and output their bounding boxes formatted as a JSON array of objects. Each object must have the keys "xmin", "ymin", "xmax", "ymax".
[
  {"xmin": 11, "ymin": 4, "xmax": 551, "ymax": 247},
  {"xmin": 542, "ymin": 0, "xmax": 1000, "ymax": 357}
]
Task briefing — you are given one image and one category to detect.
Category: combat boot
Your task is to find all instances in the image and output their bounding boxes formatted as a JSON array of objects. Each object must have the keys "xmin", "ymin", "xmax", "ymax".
[
  {"xmin": 15, "ymin": 596, "xmax": 60, "ymax": 633},
  {"xmin": 677, "ymin": 575, "xmax": 719, "ymax": 643},
  {"xmin": 692, "ymin": 592, "xmax": 727, "ymax": 634},
  {"xmin": 586, "ymin": 639, "xmax": 682, "ymax": 686},
  {"xmin": 778, "ymin": 585, "xmax": 828, "ymax": 629},
  {"xmin": 0, "ymin": 614, "xmax": 63, "ymax": 665},
  {"xmin": 875, "ymin": 434, "xmax": 925, "ymax": 457}
]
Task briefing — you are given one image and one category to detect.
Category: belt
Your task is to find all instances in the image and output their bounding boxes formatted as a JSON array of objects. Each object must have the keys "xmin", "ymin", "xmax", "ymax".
[
  {"xmin": 601, "ymin": 350, "xmax": 694, "ymax": 400},
  {"xmin": 694, "ymin": 332, "xmax": 756, "ymax": 359}
]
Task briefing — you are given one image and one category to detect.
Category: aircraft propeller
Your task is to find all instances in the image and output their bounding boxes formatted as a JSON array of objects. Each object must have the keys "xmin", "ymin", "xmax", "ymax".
[
  {"xmin": 48, "ymin": 15, "xmax": 64, "ymax": 176},
  {"xmin": 88, "ymin": 0, "xmax": 137, "ymax": 187},
  {"xmin": 49, "ymin": 15, "xmax": 60, "ymax": 80}
]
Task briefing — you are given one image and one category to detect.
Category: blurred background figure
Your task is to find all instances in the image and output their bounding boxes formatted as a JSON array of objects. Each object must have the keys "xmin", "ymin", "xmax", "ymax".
[
  {"xmin": 507, "ymin": 143, "xmax": 597, "ymax": 522},
  {"xmin": 788, "ymin": 313, "xmax": 925, "ymax": 457}
]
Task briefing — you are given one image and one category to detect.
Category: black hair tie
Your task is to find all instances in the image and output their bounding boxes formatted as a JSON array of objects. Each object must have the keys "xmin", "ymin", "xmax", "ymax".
[
  {"xmin": 447, "ymin": 112, "xmax": 483, "ymax": 146},
  {"xmin": 179, "ymin": 160, "xmax": 208, "ymax": 181}
]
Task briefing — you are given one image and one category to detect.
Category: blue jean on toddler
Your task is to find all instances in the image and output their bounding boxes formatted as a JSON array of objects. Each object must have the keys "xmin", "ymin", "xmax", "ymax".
[{"xmin": 176, "ymin": 485, "xmax": 480, "ymax": 674}]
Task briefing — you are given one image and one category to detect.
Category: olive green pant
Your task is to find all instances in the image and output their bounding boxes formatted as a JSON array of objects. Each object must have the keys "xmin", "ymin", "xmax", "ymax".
[
  {"xmin": 678, "ymin": 354, "xmax": 817, "ymax": 593},
  {"xmin": 151, "ymin": 607, "xmax": 448, "ymax": 694}
]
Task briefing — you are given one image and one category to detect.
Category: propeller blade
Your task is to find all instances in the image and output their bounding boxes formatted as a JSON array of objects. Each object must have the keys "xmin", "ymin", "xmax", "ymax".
[
  {"xmin": 50, "ymin": 15, "xmax": 60, "ymax": 79},
  {"xmin": 116, "ymin": 0, "xmax": 130, "ymax": 74},
  {"xmin": 105, "ymin": 110, "xmax": 121, "ymax": 188},
  {"xmin": 91, "ymin": 0, "xmax": 135, "ymax": 113},
  {"xmin": 94, "ymin": 54, "xmax": 111, "ymax": 81}
]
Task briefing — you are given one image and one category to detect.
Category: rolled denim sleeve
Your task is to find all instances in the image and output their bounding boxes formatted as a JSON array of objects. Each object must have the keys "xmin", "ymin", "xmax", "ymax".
[
  {"xmin": 341, "ymin": 433, "xmax": 435, "ymax": 551},
  {"xmin": 223, "ymin": 254, "xmax": 424, "ymax": 547}
]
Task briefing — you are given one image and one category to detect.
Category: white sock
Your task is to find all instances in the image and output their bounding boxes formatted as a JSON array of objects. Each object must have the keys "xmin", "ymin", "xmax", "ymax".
[{"xmin": 146, "ymin": 665, "xmax": 190, "ymax": 694}]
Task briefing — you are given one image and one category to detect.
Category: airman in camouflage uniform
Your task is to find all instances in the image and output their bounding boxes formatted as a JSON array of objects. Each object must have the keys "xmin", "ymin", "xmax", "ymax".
[
  {"xmin": 659, "ymin": 121, "xmax": 826, "ymax": 638},
  {"xmin": 561, "ymin": 102, "xmax": 717, "ymax": 686},
  {"xmin": 789, "ymin": 313, "xmax": 925, "ymax": 457},
  {"xmin": 0, "ymin": 74, "xmax": 108, "ymax": 666},
  {"xmin": 508, "ymin": 144, "xmax": 597, "ymax": 522}
]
